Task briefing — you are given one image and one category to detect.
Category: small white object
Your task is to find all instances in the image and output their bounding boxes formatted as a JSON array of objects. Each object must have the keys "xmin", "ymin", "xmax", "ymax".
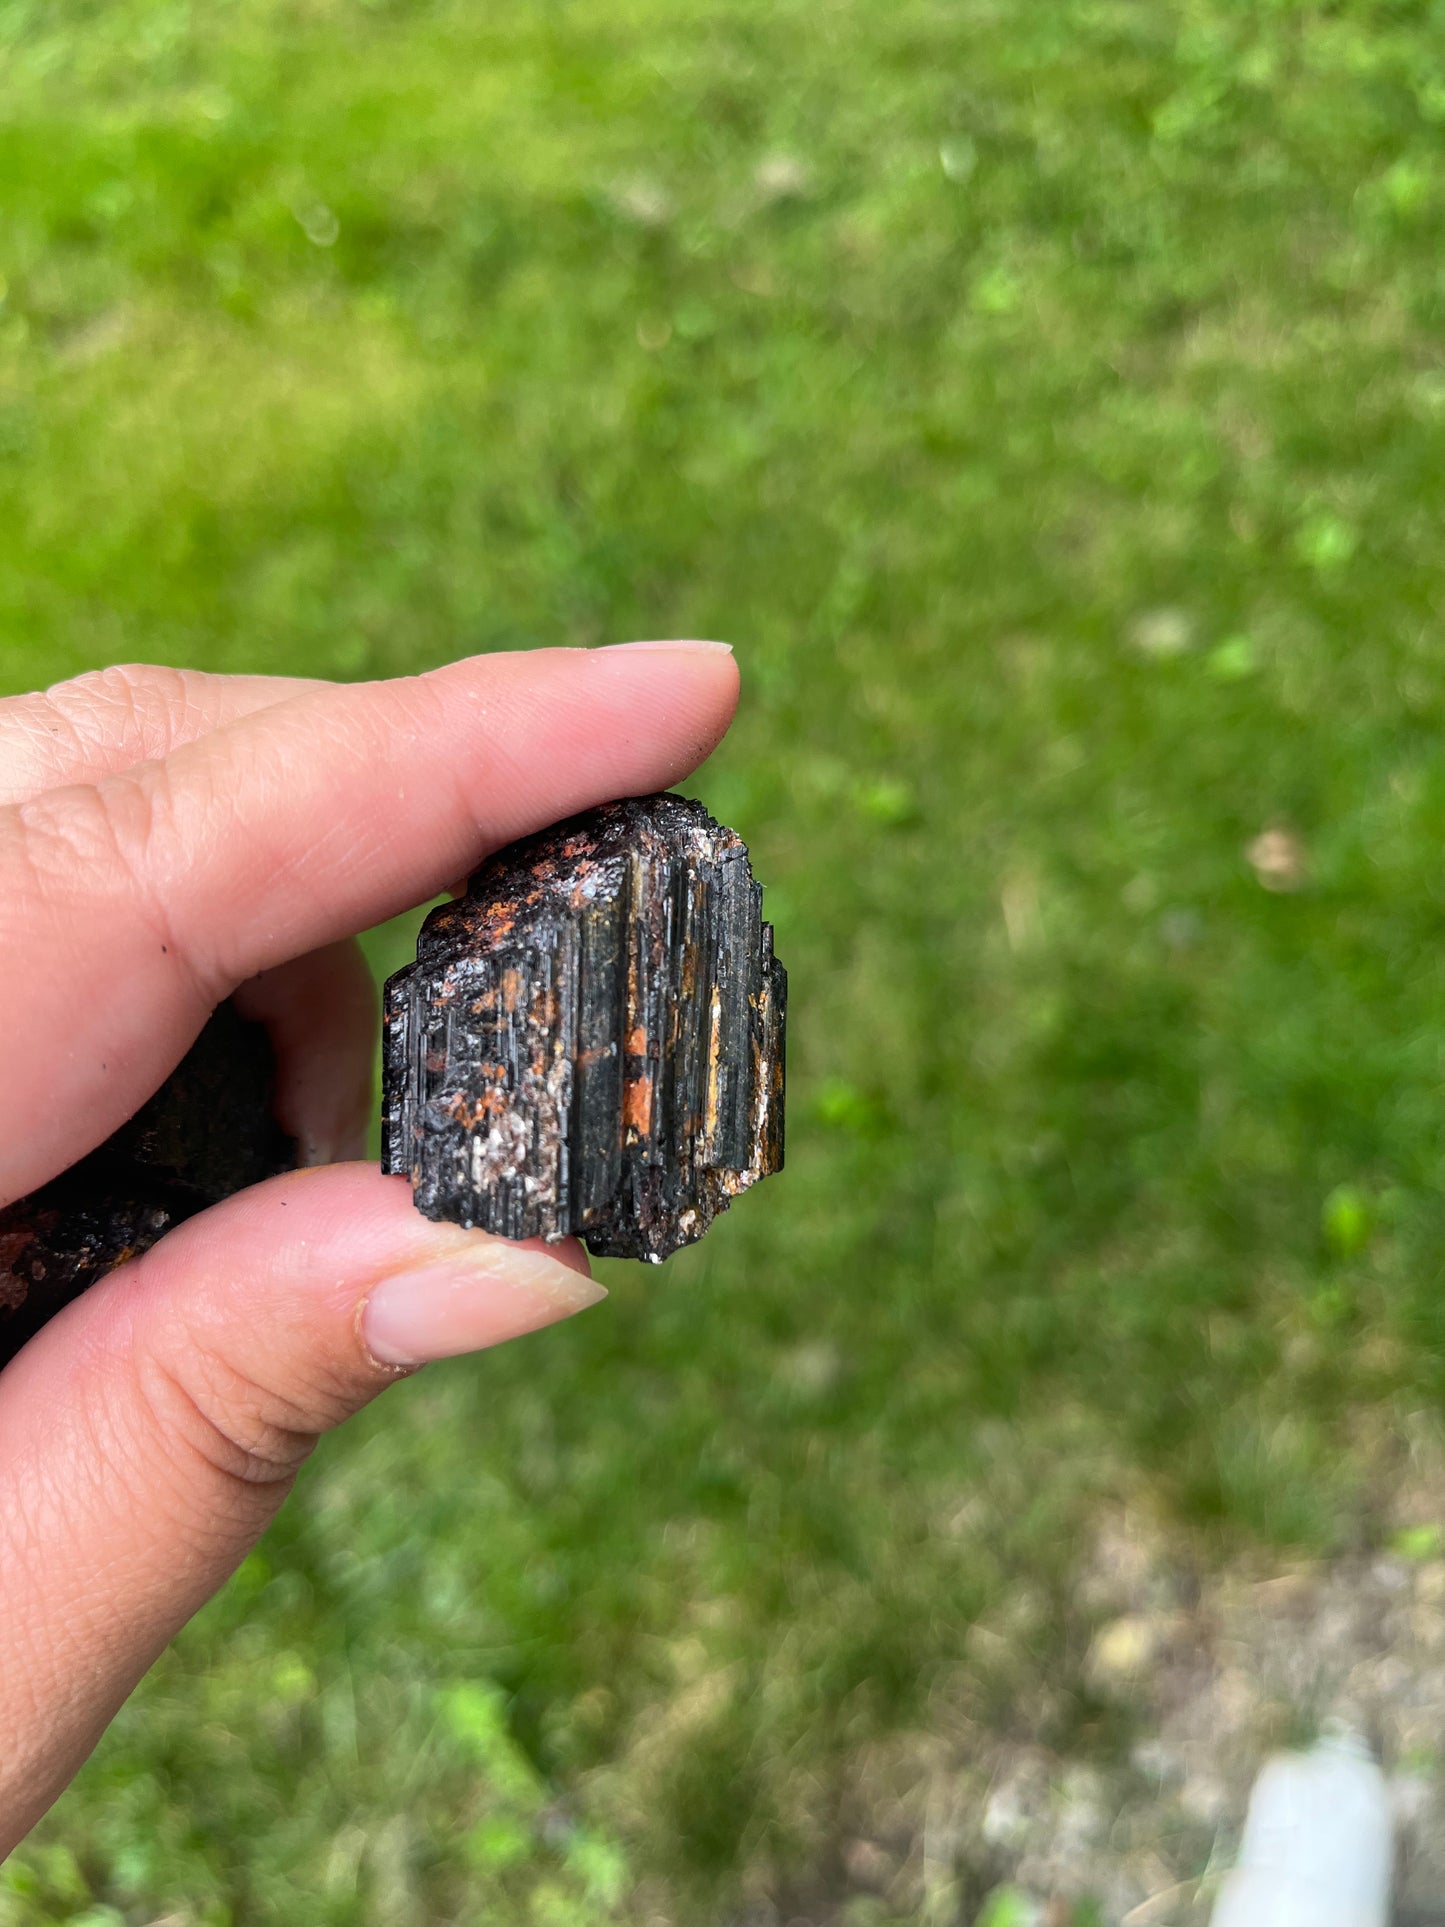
[{"xmin": 1209, "ymin": 1728, "xmax": 1393, "ymax": 1927}]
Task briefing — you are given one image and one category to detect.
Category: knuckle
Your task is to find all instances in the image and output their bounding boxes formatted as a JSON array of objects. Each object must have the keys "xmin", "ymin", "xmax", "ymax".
[
  {"xmin": 18, "ymin": 672, "xmax": 215, "ymax": 848},
  {"xmin": 128, "ymin": 1295, "xmax": 390, "ymax": 1516},
  {"xmin": 45, "ymin": 664, "xmax": 192, "ymax": 761},
  {"xmin": 132, "ymin": 1339, "xmax": 323, "ymax": 1499},
  {"xmin": 0, "ymin": 664, "xmax": 215, "ymax": 807},
  {"xmin": 12, "ymin": 758, "xmax": 220, "ymax": 1003},
  {"xmin": 16, "ymin": 775, "xmax": 143, "ymax": 887}
]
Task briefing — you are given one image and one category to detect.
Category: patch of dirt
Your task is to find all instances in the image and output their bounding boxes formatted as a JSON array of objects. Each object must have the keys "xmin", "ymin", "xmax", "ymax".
[{"xmin": 745, "ymin": 1456, "xmax": 1445, "ymax": 1925}]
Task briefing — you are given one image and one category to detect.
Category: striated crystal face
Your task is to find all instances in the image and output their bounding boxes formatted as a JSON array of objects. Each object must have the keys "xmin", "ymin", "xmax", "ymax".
[{"xmin": 381, "ymin": 793, "xmax": 786, "ymax": 1261}]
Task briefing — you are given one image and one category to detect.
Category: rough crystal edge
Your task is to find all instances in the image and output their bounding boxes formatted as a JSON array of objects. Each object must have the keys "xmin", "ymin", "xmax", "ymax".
[{"xmin": 380, "ymin": 794, "xmax": 784, "ymax": 1261}]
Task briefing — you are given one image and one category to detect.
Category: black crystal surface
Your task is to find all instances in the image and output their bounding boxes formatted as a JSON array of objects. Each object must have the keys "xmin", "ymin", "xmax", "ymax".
[
  {"xmin": 381, "ymin": 793, "xmax": 786, "ymax": 1261},
  {"xmin": 0, "ymin": 1004, "xmax": 296, "ymax": 1366}
]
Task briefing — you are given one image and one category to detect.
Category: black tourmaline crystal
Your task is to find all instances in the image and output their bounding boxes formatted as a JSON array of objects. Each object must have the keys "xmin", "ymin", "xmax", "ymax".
[
  {"xmin": 381, "ymin": 793, "xmax": 785, "ymax": 1261},
  {"xmin": 0, "ymin": 796, "xmax": 784, "ymax": 1368},
  {"xmin": 0, "ymin": 1004, "xmax": 296, "ymax": 1367}
]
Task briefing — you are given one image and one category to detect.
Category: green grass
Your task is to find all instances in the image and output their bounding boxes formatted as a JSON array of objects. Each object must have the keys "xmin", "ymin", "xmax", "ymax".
[{"xmin": 5, "ymin": 0, "xmax": 1445, "ymax": 1917}]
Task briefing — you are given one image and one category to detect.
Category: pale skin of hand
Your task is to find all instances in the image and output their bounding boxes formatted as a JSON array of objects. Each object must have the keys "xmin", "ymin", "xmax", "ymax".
[{"xmin": 0, "ymin": 642, "xmax": 738, "ymax": 1854}]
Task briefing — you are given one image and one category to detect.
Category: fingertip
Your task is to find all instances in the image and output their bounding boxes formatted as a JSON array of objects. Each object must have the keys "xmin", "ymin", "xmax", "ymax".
[
  {"xmin": 360, "ymin": 1238, "xmax": 603, "ymax": 1368},
  {"xmin": 22, "ymin": 1163, "xmax": 600, "ymax": 1425},
  {"xmin": 431, "ymin": 638, "xmax": 741, "ymax": 725},
  {"xmin": 415, "ymin": 641, "xmax": 740, "ymax": 838},
  {"xmin": 585, "ymin": 640, "xmax": 741, "ymax": 764},
  {"xmin": 598, "ymin": 637, "xmax": 735, "ymax": 654}
]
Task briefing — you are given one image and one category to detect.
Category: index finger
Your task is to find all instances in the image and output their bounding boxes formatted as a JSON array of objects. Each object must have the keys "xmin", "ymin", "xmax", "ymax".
[
  {"xmin": 0, "ymin": 641, "xmax": 739, "ymax": 1204},
  {"xmin": 0, "ymin": 666, "xmax": 331, "ymax": 808}
]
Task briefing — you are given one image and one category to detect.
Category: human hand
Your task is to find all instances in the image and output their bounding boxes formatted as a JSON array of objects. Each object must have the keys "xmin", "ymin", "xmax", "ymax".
[{"xmin": 0, "ymin": 643, "xmax": 737, "ymax": 1852}]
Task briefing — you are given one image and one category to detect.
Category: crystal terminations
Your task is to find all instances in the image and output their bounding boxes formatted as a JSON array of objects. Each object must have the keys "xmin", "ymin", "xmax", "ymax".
[{"xmin": 381, "ymin": 793, "xmax": 786, "ymax": 1261}]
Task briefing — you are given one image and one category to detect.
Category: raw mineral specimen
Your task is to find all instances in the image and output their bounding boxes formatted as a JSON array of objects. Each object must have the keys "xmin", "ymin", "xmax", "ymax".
[
  {"xmin": 381, "ymin": 792, "xmax": 785, "ymax": 1261},
  {"xmin": 0, "ymin": 1004, "xmax": 296, "ymax": 1368}
]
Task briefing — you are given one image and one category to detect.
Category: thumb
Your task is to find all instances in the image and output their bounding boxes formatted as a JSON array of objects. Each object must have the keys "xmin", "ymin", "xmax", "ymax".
[{"xmin": 0, "ymin": 1164, "xmax": 603, "ymax": 1851}]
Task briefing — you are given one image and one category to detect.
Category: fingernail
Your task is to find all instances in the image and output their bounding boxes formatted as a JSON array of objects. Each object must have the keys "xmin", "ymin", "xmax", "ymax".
[
  {"xmin": 362, "ymin": 1247, "xmax": 606, "ymax": 1367},
  {"xmin": 599, "ymin": 638, "xmax": 734, "ymax": 654}
]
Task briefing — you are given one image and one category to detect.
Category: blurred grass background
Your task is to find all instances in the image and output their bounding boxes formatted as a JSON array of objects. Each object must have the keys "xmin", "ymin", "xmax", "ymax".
[{"xmin": 5, "ymin": 0, "xmax": 1445, "ymax": 1919}]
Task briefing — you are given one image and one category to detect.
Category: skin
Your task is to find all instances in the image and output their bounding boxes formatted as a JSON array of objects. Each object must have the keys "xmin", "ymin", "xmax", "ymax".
[{"xmin": 0, "ymin": 643, "xmax": 739, "ymax": 1853}]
